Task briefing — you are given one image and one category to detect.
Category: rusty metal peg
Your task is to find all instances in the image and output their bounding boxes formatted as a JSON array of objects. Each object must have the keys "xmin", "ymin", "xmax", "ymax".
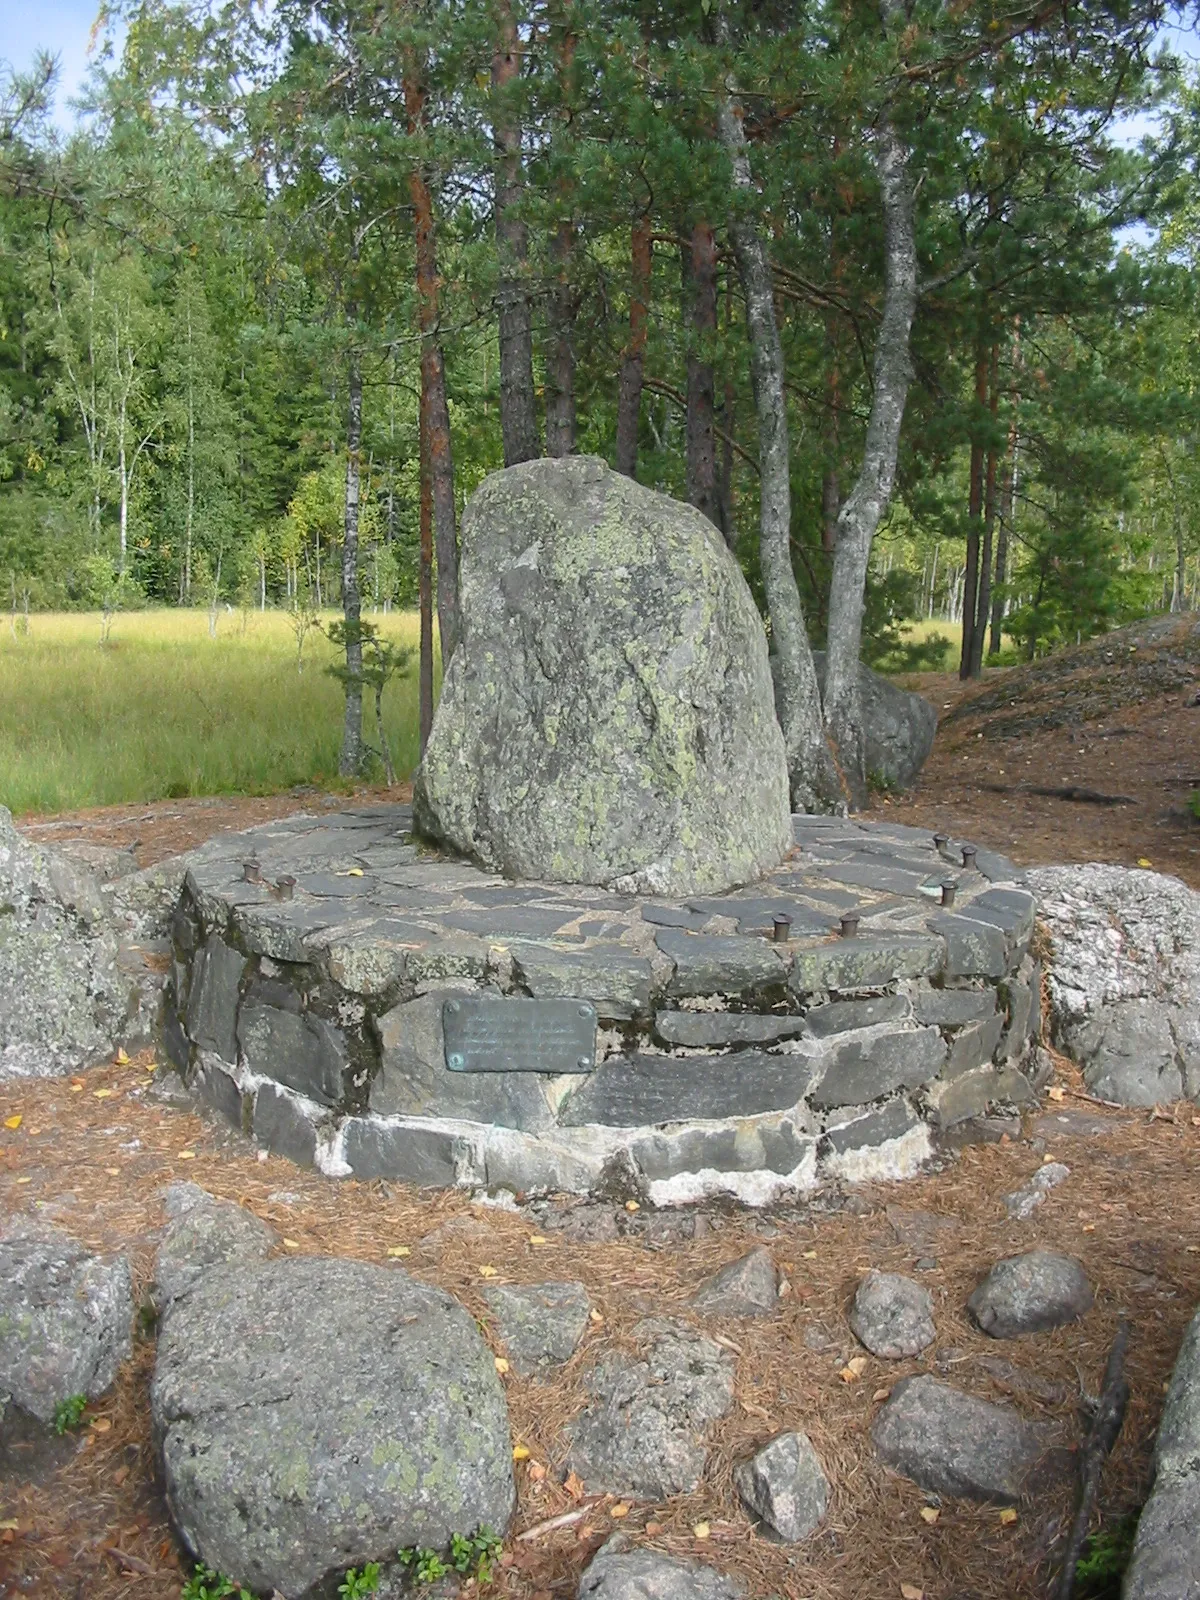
[
  {"xmin": 961, "ymin": 845, "xmax": 978, "ymax": 870},
  {"xmin": 242, "ymin": 859, "xmax": 263, "ymax": 884},
  {"xmin": 276, "ymin": 875, "xmax": 296, "ymax": 901},
  {"xmin": 940, "ymin": 879, "xmax": 958, "ymax": 908},
  {"xmin": 839, "ymin": 913, "xmax": 860, "ymax": 939},
  {"xmin": 772, "ymin": 913, "xmax": 793, "ymax": 944}
]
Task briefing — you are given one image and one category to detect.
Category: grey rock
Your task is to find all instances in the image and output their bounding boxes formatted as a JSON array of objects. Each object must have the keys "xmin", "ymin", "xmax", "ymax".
[
  {"xmin": 656, "ymin": 928, "xmax": 789, "ymax": 997},
  {"xmin": 811, "ymin": 652, "xmax": 937, "ymax": 790},
  {"xmin": 945, "ymin": 1013, "xmax": 1006, "ymax": 1075},
  {"xmin": 512, "ymin": 944, "xmax": 655, "ymax": 1021},
  {"xmin": 153, "ymin": 1188, "xmax": 276, "ymax": 1313},
  {"xmin": 185, "ymin": 935, "xmax": 246, "ymax": 1062},
  {"xmin": 559, "ymin": 1050, "xmax": 817, "ymax": 1127},
  {"xmin": 251, "ymin": 1082, "xmax": 318, "ymax": 1166},
  {"xmin": 481, "ymin": 1281, "xmax": 591, "ymax": 1375},
  {"xmin": 192, "ymin": 1058, "xmax": 246, "ymax": 1128},
  {"xmin": 810, "ymin": 1026, "xmax": 946, "ymax": 1109},
  {"xmin": 653, "ymin": 1010, "xmax": 806, "ymax": 1048},
  {"xmin": 631, "ymin": 1119, "xmax": 812, "ymax": 1182},
  {"xmin": 872, "ymin": 1374, "xmax": 1046, "ymax": 1502},
  {"xmin": 912, "ymin": 988, "xmax": 997, "ymax": 1028},
  {"xmin": 1029, "ymin": 863, "xmax": 1200, "ymax": 1106},
  {"xmin": 1124, "ymin": 1304, "xmax": 1200, "ymax": 1600},
  {"xmin": 967, "ymin": 1251, "xmax": 1093, "ymax": 1339},
  {"xmin": 789, "ymin": 934, "xmax": 945, "ymax": 996},
  {"xmin": 0, "ymin": 1220, "xmax": 132, "ymax": 1424},
  {"xmin": 930, "ymin": 914, "xmax": 1009, "ymax": 979},
  {"xmin": 804, "ymin": 994, "xmax": 911, "ymax": 1037},
  {"xmin": 238, "ymin": 1001, "xmax": 348, "ymax": 1107},
  {"xmin": 342, "ymin": 1118, "xmax": 473, "ymax": 1186},
  {"xmin": 924, "ymin": 1065, "xmax": 1005, "ymax": 1129},
  {"xmin": 850, "ymin": 1271, "xmax": 936, "ymax": 1359},
  {"xmin": 959, "ymin": 889, "xmax": 1036, "ymax": 958},
  {"xmin": 821, "ymin": 1098, "xmax": 920, "ymax": 1154},
  {"xmin": 371, "ymin": 989, "xmax": 555, "ymax": 1131},
  {"xmin": 1030, "ymin": 1110, "xmax": 1112, "ymax": 1140},
  {"xmin": 692, "ymin": 1247, "xmax": 778, "ymax": 1317},
  {"xmin": 734, "ymin": 1430, "xmax": 830, "ymax": 1542},
  {"xmin": 1004, "ymin": 1162, "xmax": 1070, "ymax": 1220},
  {"xmin": 413, "ymin": 456, "xmax": 791, "ymax": 896},
  {"xmin": 565, "ymin": 1318, "xmax": 735, "ymax": 1498},
  {"xmin": 579, "ymin": 1541, "xmax": 743, "ymax": 1600},
  {"xmin": 151, "ymin": 1257, "xmax": 515, "ymax": 1597}
]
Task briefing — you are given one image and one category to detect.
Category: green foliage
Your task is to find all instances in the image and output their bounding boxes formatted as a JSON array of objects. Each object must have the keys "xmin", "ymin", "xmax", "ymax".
[
  {"xmin": 180, "ymin": 1566, "xmax": 252, "ymax": 1600},
  {"xmin": 52, "ymin": 1394, "xmax": 87, "ymax": 1434},
  {"xmin": 450, "ymin": 1527, "xmax": 503, "ymax": 1581},
  {"xmin": 1074, "ymin": 1515, "xmax": 1139, "ymax": 1598},
  {"xmin": 1188, "ymin": 790, "xmax": 1200, "ymax": 823},
  {"xmin": 396, "ymin": 1546, "xmax": 449, "ymax": 1584},
  {"xmin": 338, "ymin": 1563, "xmax": 381, "ymax": 1598}
]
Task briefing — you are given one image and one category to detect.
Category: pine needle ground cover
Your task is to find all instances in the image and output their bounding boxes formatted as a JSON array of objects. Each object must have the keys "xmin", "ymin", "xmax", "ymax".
[{"xmin": 0, "ymin": 610, "xmax": 427, "ymax": 816}]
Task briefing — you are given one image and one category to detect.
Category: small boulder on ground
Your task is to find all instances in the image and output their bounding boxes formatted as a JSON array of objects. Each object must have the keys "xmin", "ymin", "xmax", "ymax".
[
  {"xmin": 966, "ymin": 1251, "xmax": 1093, "ymax": 1339},
  {"xmin": 565, "ymin": 1318, "xmax": 734, "ymax": 1499},
  {"xmin": 735, "ymin": 1430, "xmax": 830, "ymax": 1542},
  {"xmin": 1003, "ymin": 1163, "xmax": 1070, "ymax": 1220},
  {"xmin": 849, "ymin": 1271, "xmax": 937, "ymax": 1360},
  {"xmin": 579, "ymin": 1538, "xmax": 743, "ymax": 1600},
  {"xmin": 872, "ymin": 1374, "xmax": 1047, "ymax": 1502},
  {"xmin": 0, "ymin": 1220, "xmax": 132, "ymax": 1425},
  {"xmin": 482, "ymin": 1281, "xmax": 591, "ymax": 1376},
  {"xmin": 692, "ymin": 1247, "xmax": 778, "ymax": 1318},
  {"xmin": 152, "ymin": 1183, "xmax": 278, "ymax": 1314},
  {"xmin": 151, "ymin": 1256, "xmax": 514, "ymax": 1598}
]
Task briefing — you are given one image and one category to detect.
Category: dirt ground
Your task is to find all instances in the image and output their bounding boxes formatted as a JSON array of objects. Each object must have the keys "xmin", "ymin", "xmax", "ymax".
[{"xmin": 4, "ymin": 618, "xmax": 1200, "ymax": 1600}]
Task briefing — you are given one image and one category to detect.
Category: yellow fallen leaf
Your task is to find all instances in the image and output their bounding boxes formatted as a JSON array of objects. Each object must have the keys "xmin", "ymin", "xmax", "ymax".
[
  {"xmin": 610, "ymin": 1503, "xmax": 629, "ymax": 1519},
  {"xmin": 919, "ymin": 1506, "xmax": 939, "ymax": 1524},
  {"xmin": 143, "ymin": 1060, "xmax": 157, "ymax": 1072},
  {"xmin": 1137, "ymin": 858, "xmax": 1153, "ymax": 868},
  {"xmin": 564, "ymin": 1470, "xmax": 585, "ymax": 1501},
  {"xmin": 999, "ymin": 1508, "xmax": 1018, "ymax": 1526},
  {"xmin": 528, "ymin": 1234, "xmax": 548, "ymax": 1245},
  {"xmin": 178, "ymin": 1150, "xmax": 196, "ymax": 1160},
  {"xmin": 70, "ymin": 1081, "xmax": 84, "ymax": 1093},
  {"xmin": 873, "ymin": 1388, "xmax": 891, "ymax": 1402},
  {"xmin": 346, "ymin": 867, "xmax": 365, "ymax": 877},
  {"xmin": 16, "ymin": 1176, "xmax": 31, "ymax": 1184},
  {"xmin": 802, "ymin": 1249, "xmax": 818, "ymax": 1260},
  {"xmin": 478, "ymin": 1264, "xmax": 499, "ymax": 1279},
  {"xmin": 90, "ymin": 1417, "xmax": 111, "ymax": 1433},
  {"xmin": 625, "ymin": 1200, "xmax": 640, "ymax": 1213},
  {"xmin": 1047, "ymin": 1086, "xmax": 1065, "ymax": 1102},
  {"xmin": 283, "ymin": 1238, "xmax": 300, "ymax": 1250},
  {"xmin": 692, "ymin": 1521, "xmax": 710, "ymax": 1541},
  {"xmin": 386, "ymin": 1246, "xmax": 411, "ymax": 1258},
  {"xmin": 114, "ymin": 1047, "xmax": 130, "ymax": 1065},
  {"xmin": 1082, "ymin": 1223, "xmax": 1095, "ymax": 1233},
  {"xmin": 105, "ymin": 1168, "xmax": 119, "ymax": 1177},
  {"xmin": 840, "ymin": 1357, "xmax": 868, "ymax": 1383},
  {"xmin": 494, "ymin": 1357, "xmax": 510, "ymax": 1375},
  {"xmin": 4, "ymin": 1115, "xmax": 21, "ymax": 1130},
  {"xmin": 901, "ymin": 1585, "xmax": 925, "ymax": 1600},
  {"xmin": 512, "ymin": 1445, "xmax": 531, "ymax": 1461},
  {"xmin": 589, "ymin": 1309, "xmax": 604, "ymax": 1323},
  {"xmin": 92, "ymin": 1089, "xmax": 114, "ymax": 1100}
]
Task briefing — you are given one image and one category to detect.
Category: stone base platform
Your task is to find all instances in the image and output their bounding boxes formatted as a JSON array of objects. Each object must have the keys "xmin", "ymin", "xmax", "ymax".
[{"xmin": 162, "ymin": 806, "xmax": 1042, "ymax": 1205}]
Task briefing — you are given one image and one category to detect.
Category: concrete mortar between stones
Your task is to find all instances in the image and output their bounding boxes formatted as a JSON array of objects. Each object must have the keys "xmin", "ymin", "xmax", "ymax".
[{"xmin": 163, "ymin": 804, "xmax": 1041, "ymax": 1204}]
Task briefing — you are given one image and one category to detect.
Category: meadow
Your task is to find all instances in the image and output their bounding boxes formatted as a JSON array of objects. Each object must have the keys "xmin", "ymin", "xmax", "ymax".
[{"xmin": 0, "ymin": 609, "xmax": 429, "ymax": 816}]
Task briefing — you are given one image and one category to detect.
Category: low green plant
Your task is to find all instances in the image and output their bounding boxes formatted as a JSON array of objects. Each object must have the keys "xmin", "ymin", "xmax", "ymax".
[
  {"xmin": 180, "ymin": 1566, "xmax": 252, "ymax": 1600},
  {"xmin": 52, "ymin": 1394, "xmax": 87, "ymax": 1434},
  {"xmin": 1074, "ymin": 1515, "xmax": 1139, "ymax": 1598},
  {"xmin": 338, "ymin": 1563, "xmax": 382, "ymax": 1598},
  {"xmin": 397, "ymin": 1546, "xmax": 449, "ymax": 1584},
  {"xmin": 1188, "ymin": 789, "xmax": 1200, "ymax": 822},
  {"xmin": 450, "ymin": 1527, "xmax": 503, "ymax": 1581}
]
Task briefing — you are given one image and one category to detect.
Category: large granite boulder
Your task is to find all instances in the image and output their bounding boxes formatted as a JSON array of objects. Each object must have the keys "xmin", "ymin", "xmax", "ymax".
[
  {"xmin": 1123, "ymin": 1303, "xmax": 1200, "ymax": 1600},
  {"xmin": 1028, "ymin": 864, "xmax": 1200, "ymax": 1106},
  {"xmin": 414, "ymin": 456, "xmax": 791, "ymax": 896},
  {"xmin": 812, "ymin": 653, "xmax": 937, "ymax": 790},
  {"xmin": 151, "ymin": 1256, "xmax": 515, "ymax": 1597}
]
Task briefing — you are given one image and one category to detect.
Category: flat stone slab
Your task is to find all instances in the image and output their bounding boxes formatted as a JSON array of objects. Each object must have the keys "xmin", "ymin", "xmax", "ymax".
[{"xmin": 482, "ymin": 1281, "xmax": 592, "ymax": 1376}]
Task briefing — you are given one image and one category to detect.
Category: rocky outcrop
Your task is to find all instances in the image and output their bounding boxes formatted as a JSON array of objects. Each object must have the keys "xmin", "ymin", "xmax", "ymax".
[
  {"xmin": 151, "ymin": 1256, "xmax": 514, "ymax": 1597},
  {"xmin": 812, "ymin": 652, "xmax": 937, "ymax": 790},
  {"xmin": 414, "ymin": 456, "xmax": 791, "ymax": 896},
  {"xmin": 1123, "ymin": 1303, "xmax": 1200, "ymax": 1599},
  {"xmin": 1030, "ymin": 863, "xmax": 1200, "ymax": 1107}
]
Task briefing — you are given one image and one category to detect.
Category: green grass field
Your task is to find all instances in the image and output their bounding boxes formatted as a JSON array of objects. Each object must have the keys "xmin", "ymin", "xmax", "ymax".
[{"xmin": 0, "ymin": 609, "xmax": 429, "ymax": 816}]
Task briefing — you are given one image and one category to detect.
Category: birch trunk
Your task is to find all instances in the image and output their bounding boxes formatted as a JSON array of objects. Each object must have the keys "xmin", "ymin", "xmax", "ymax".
[
  {"xmin": 338, "ymin": 348, "xmax": 364, "ymax": 777},
  {"xmin": 716, "ymin": 84, "xmax": 841, "ymax": 811},
  {"xmin": 822, "ymin": 80, "xmax": 917, "ymax": 802},
  {"xmin": 492, "ymin": 0, "xmax": 540, "ymax": 466}
]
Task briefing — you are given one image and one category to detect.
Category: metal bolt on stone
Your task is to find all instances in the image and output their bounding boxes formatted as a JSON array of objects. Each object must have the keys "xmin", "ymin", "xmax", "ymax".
[
  {"xmin": 276, "ymin": 875, "xmax": 296, "ymax": 901},
  {"xmin": 961, "ymin": 845, "xmax": 978, "ymax": 870},
  {"xmin": 839, "ymin": 913, "xmax": 860, "ymax": 939},
  {"xmin": 940, "ymin": 880, "xmax": 958, "ymax": 908},
  {"xmin": 933, "ymin": 832, "xmax": 949, "ymax": 850},
  {"xmin": 773, "ymin": 913, "xmax": 793, "ymax": 944},
  {"xmin": 448, "ymin": 1052, "xmax": 465, "ymax": 1070},
  {"xmin": 242, "ymin": 860, "xmax": 262, "ymax": 884}
]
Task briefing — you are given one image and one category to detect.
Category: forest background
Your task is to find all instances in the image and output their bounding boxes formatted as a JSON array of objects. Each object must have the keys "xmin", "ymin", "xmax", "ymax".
[{"xmin": 3, "ymin": 0, "xmax": 1200, "ymax": 788}]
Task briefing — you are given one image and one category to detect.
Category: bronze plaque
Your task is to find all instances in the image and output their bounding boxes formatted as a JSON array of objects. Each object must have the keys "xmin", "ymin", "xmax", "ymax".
[{"xmin": 443, "ymin": 996, "xmax": 597, "ymax": 1073}]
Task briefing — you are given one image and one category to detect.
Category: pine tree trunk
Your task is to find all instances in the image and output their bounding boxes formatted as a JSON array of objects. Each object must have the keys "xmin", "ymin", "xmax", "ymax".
[
  {"xmin": 492, "ymin": 0, "xmax": 540, "ymax": 466},
  {"xmin": 822, "ymin": 82, "xmax": 918, "ymax": 803},
  {"xmin": 716, "ymin": 83, "xmax": 841, "ymax": 811},
  {"xmin": 969, "ymin": 344, "xmax": 1000, "ymax": 676},
  {"xmin": 686, "ymin": 220, "xmax": 717, "ymax": 524},
  {"xmin": 989, "ymin": 438, "xmax": 1014, "ymax": 656},
  {"xmin": 418, "ymin": 383, "xmax": 435, "ymax": 756},
  {"xmin": 958, "ymin": 333, "xmax": 989, "ymax": 679},
  {"xmin": 615, "ymin": 216, "xmax": 651, "ymax": 478},
  {"xmin": 405, "ymin": 53, "xmax": 460, "ymax": 667},
  {"xmin": 338, "ymin": 348, "xmax": 364, "ymax": 777},
  {"xmin": 546, "ymin": 218, "xmax": 577, "ymax": 457}
]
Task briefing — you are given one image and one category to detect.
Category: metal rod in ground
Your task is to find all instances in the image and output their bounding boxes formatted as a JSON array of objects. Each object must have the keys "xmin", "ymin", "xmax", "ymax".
[{"xmin": 1054, "ymin": 1318, "xmax": 1132, "ymax": 1600}]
